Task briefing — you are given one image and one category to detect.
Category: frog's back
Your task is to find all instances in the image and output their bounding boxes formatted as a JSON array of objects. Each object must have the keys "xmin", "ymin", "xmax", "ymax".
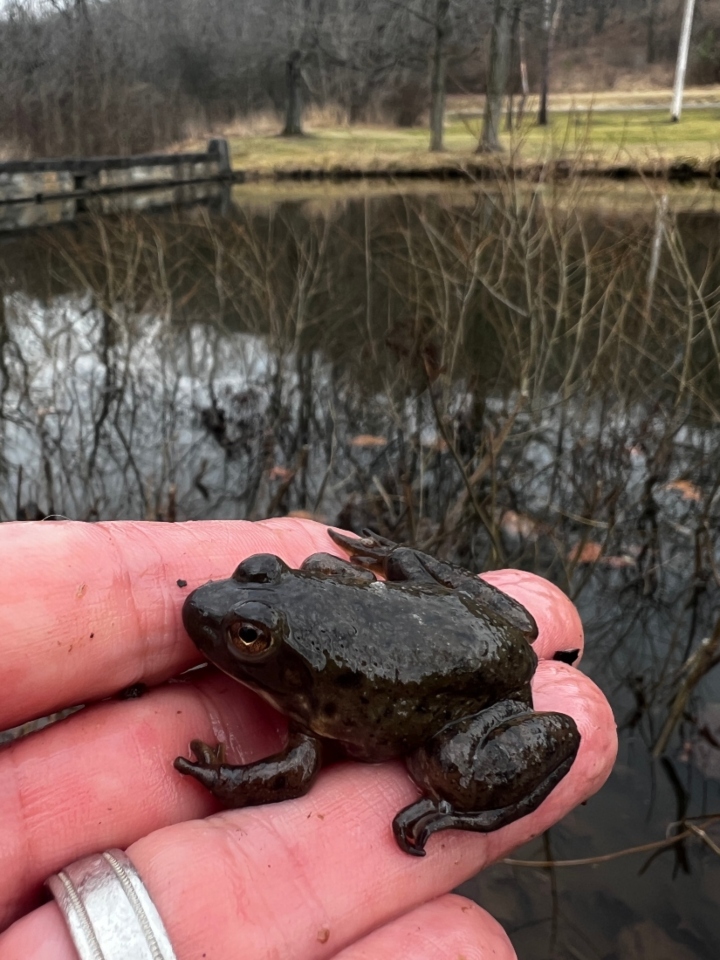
[{"xmin": 285, "ymin": 574, "xmax": 536, "ymax": 697}]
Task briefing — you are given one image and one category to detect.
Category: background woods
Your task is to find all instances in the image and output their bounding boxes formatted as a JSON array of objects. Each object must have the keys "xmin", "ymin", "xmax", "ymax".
[{"xmin": 0, "ymin": 0, "xmax": 719, "ymax": 158}]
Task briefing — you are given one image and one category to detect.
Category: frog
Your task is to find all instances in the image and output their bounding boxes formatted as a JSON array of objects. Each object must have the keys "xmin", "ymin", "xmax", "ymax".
[{"xmin": 174, "ymin": 529, "xmax": 581, "ymax": 856}]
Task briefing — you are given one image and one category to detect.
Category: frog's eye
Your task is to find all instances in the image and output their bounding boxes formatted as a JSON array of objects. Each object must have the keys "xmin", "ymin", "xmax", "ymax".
[
  {"xmin": 227, "ymin": 621, "xmax": 272, "ymax": 656},
  {"xmin": 232, "ymin": 554, "xmax": 288, "ymax": 584},
  {"xmin": 224, "ymin": 601, "xmax": 285, "ymax": 660}
]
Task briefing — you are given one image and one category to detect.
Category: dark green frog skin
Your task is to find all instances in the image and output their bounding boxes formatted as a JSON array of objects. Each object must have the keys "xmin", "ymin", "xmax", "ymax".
[{"xmin": 175, "ymin": 529, "xmax": 580, "ymax": 856}]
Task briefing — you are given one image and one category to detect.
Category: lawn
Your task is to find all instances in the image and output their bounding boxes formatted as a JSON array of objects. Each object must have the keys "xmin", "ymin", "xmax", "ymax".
[{"xmin": 222, "ymin": 89, "xmax": 720, "ymax": 177}]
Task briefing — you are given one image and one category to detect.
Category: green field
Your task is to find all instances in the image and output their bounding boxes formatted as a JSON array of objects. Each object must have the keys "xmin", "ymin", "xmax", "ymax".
[{"xmin": 221, "ymin": 93, "xmax": 720, "ymax": 176}]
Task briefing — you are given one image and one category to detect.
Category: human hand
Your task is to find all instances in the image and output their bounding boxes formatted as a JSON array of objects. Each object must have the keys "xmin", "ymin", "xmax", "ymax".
[{"xmin": 0, "ymin": 518, "xmax": 617, "ymax": 959}]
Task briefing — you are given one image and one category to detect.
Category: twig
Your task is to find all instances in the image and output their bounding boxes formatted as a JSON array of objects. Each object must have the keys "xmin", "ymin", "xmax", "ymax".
[
  {"xmin": 503, "ymin": 815, "xmax": 720, "ymax": 868},
  {"xmin": 653, "ymin": 615, "xmax": 720, "ymax": 757}
]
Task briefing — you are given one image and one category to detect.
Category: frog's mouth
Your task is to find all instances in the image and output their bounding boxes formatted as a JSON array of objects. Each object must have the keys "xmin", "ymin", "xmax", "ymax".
[
  {"xmin": 183, "ymin": 583, "xmax": 285, "ymax": 670},
  {"xmin": 182, "ymin": 580, "xmax": 241, "ymax": 658}
]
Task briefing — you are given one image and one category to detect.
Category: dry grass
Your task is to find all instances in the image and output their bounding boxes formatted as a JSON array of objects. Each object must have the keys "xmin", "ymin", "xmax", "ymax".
[{"xmin": 168, "ymin": 87, "xmax": 720, "ymax": 179}]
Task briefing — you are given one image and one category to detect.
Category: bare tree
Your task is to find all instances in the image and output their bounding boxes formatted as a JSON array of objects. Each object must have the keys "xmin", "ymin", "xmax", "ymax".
[
  {"xmin": 283, "ymin": 49, "xmax": 305, "ymax": 135},
  {"xmin": 645, "ymin": 0, "xmax": 660, "ymax": 64},
  {"xmin": 478, "ymin": 0, "xmax": 513, "ymax": 152},
  {"xmin": 505, "ymin": 1, "xmax": 526, "ymax": 130},
  {"xmin": 429, "ymin": 0, "xmax": 451, "ymax": 151},
  {"xmin": 538, "ymin": 0, "xmax": 562, "ymax": 127}
]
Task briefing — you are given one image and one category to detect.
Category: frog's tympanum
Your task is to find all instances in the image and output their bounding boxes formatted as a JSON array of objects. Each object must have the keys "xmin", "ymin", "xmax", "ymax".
[{"xmin": 175, "ymin": 529, "xmax": 581, "ymax": 856}]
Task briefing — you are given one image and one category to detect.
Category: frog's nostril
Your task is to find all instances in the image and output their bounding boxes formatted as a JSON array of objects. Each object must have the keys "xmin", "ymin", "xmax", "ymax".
[{"xmin": 553, "ymin": 649, "xmax": 580, "ymax": 665}]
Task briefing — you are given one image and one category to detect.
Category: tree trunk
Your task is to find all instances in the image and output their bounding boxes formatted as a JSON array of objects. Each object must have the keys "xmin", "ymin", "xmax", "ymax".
[
  {"xmin": 516, "ymin": 14, "xmax": 529, "ymax": 126},
  {"xmin": 646, "ymin": 0, "xmax": 660, "ymax": 64},
  {"xmin": 538, "ymin": 0, "xmax": 562, "ymax": 127},
  {"xmin": 282, "ymin": 49, "xmax": 304, "ymax": 136},
  {"xmin": 594, "ymin": 1, "xmax": 608, "ymax": 34},
  {"xmin": 429, "ymin": 0, "xmax": 450, "ymax": 152},
  {"xmin": 478, "ymin": 0, "xmax": 513, "ymax": 153},
  {"xmin": 505, "ymin": 2, "xmax": 522, "ymax": 131}
]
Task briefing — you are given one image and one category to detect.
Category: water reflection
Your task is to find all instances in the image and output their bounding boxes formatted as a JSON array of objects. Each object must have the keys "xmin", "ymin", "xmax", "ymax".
[{"xmin": 1, "ymin": 182, "xmax": 719, "ymax": 957}]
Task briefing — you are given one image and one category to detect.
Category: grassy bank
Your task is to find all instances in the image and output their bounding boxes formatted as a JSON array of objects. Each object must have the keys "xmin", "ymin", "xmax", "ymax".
[{"xmin": 208, "ymin": 88, "xmax": 720, "ymax": 178}]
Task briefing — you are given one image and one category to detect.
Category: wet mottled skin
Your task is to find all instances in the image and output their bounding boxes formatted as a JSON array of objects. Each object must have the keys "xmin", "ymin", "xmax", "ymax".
[{"xmin": 175, "ymin": 529, "xmax": 581, "ymax": 855}]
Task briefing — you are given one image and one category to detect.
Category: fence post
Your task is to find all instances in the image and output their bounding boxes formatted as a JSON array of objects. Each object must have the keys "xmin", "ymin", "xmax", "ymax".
[{"xmin": 208, "ymin": 139, "xmax": 232, "ymax": 178}]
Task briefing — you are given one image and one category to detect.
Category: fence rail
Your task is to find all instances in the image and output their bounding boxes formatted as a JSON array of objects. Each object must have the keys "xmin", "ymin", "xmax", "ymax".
[{"xmin": 0, "ymin": 138, "xmax": 232, "ymax": 205}]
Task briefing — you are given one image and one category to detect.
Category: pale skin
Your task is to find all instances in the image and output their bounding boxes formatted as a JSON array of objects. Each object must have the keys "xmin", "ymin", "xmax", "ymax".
[{"xmin": 0, "ymin": 518, "xmax": 617, "ymax": 960}]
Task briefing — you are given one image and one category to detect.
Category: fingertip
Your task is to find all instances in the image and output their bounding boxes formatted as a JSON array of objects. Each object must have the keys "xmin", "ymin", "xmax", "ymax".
[
  {"xmin": 533, "ymin": 660, "xmax": 618, "ymax": 797},
  {"xmin": 332, "ymin": 893, "xmax": 517, "ymax": 960},
  {"xmin": 482, "ymin": 569, "xmax": 584, "ymax": 662},
  {"xmin": 0, "ymin": 902, "xmax": 77, "ymax": 960}
]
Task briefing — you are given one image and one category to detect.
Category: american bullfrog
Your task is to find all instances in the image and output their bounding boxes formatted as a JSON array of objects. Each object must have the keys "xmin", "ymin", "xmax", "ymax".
[{"xmin": 175, "ymin": 529, "xmax": 581, "ymax": 856}]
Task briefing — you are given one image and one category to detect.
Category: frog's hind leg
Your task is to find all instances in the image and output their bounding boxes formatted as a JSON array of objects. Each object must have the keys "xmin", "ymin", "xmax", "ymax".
[
  {"xmin": 393, "ymin": 701, "xmax": 580, "ymax": 856},
  {"xmin": 416, "ymin": 558, "xmax": 538, "ymax": 638},
  {"xmin": 328, "ymin": 528, "xmax": 536, "ymax": 638},
  {"xmin": 393, "ymin": 754, "xmax": 576, "ymax": 856},
  {"xmin": 301, "ymin": 552, "xmax": 377, "ymax": 585},
  {"xmin": 327, "ymin": 529, "xmax": 448, "ymax": 586}
]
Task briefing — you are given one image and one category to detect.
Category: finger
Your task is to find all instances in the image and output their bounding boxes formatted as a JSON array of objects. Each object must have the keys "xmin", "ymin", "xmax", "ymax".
[
  {"xmin": 0, "ymin": 895, "xmax": 517, "ymax": 960},
  {"xmin": 1, "ymin": 518, "xmax": 582, "ymax": 730},
  {"xmin": 0, "ymin": 517, "xmax": 341, "ymax": 729},
  {"xmin": 0, "ymin": 903, "xmax": 74, "ymax": 960},
  {"xmin": 482, "ymin": 569, "xmax": 585, "ymax": 663},
  {"xmin": 0, "ymin": 552, "xmax": 612, "ymax": 925},
  {"xmin": 330, "ymin": 894, "xmax": 517, "ymax": 960},
  {"xmin": 0, "ymin": 670, "xmax": 284, "ymax": 928},
  {"xmin": 0, "ymin": 661, "xmax": 615, "ymax": 959}
]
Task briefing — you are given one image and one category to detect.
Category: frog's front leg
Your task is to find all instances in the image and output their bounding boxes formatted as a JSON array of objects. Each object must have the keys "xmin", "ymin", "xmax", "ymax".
[
  {"xmin": 174, "ymin": 729, "xmax": 323, "ymax": 807},
  {"xmin": 394, "ymin": 700, "xmax": 580, "ymax": 856}
]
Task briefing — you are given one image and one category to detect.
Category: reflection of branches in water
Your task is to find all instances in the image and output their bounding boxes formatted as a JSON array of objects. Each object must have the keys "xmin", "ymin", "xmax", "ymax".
[{"xmin": 0, "ymin": 189, "xmax": 718, "ymax": 720}]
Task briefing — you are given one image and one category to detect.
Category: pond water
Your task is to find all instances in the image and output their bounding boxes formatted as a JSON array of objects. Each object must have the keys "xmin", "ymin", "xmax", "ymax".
[{"xmin": 1, "ymin": 180, "xmax": 719, "ymax": 958}]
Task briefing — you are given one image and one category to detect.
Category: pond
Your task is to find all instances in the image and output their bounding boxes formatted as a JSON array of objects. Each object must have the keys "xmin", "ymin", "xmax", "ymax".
[{"xmin": 1, "ymin": 179, "xmax": 719, "ymax": 958}]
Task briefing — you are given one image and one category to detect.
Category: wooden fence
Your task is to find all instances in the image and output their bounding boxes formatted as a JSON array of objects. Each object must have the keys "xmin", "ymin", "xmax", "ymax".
[{"xmin": 0, "ymin": 138, "xmax": 232, "ymax": 206}]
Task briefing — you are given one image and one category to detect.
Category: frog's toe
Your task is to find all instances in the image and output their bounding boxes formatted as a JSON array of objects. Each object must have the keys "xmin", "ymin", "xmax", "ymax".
[
  {"xmin": 395, "ymin": 833, "xmax": 427, "ymax": 857},
  {"xmin": 174, "ymin": 755, "xmax": 226, "ymax": 792},
  {"xmin": 392, "ymin": 797, "xmax": 448, "ymax": 856},
  {"xmin": 189, "ymin": 739, "xmax": 226, "ymax": 766},
  {"xmin": 328, "ymin": 527, "xmax": 398, "ymax": 562},
  {"xmin": 360, "ymin": 529, "xmax": 398, "ymax": 548}
]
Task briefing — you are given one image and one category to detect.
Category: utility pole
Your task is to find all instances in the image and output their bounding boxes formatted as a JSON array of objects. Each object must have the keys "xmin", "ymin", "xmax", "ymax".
[{"xmin": 670, "ymin": 0, "xmax": 696, "ymax": 122}]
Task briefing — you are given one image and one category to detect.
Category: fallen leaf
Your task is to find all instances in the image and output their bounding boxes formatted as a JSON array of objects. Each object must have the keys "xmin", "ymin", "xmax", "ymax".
[
  {"xmin": 600, "ymin": 554, "xmax": 637, "ymax": 569},
  {"xmin": 664, "ymin": 479, "xmax": 702, "ymax": 502},
  {"xmin": 501, "ymin": 510, "xmax": 539, "ymax": 540},
  {"xmin": 269, "ymin": 466, "xmax": 293, "ymax": 481},
  {"xmin": 567, "ymin": 542, "xmax": 603, "ymax": 564},
  {"xmin": 350, "ymin": 434, "xmax": 387, "ymax": 448}
]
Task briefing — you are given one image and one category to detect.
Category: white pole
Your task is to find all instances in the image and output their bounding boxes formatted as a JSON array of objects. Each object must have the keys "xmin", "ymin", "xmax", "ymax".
[{"xmin": 670, "ymin": 0, "xmax": 696, "ymax": 122}]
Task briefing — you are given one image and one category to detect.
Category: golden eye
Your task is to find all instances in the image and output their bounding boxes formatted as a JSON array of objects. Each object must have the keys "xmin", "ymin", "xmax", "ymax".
[{"xmin": 227, "ymin": 622, "xmax": 271, "ymax": 656}]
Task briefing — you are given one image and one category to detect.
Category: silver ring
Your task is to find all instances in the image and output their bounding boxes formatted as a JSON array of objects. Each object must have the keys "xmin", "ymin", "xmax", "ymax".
[{"xmin": 47, "ymin": 849, "xmax": 178, "ymax": 960}]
